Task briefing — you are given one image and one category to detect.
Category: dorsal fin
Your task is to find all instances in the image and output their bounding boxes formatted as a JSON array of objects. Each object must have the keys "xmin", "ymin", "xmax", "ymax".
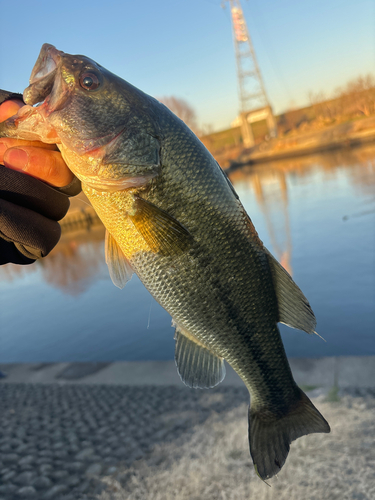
[
  {"xmin": 105, "ymin": 230, "xmax": 134, "ymax": 289},
  {"xmin": 266, "ymin": 250, "xmax": 316, "ymax": 334},
  {"xmin": 174, "ymin": 325, "xmax": 226, "ymax": 389}
]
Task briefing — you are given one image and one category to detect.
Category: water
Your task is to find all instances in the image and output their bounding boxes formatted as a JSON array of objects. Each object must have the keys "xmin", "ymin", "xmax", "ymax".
[{"xmin": 0, "ymin": 146, "xmax": 374, "ymax": 363}]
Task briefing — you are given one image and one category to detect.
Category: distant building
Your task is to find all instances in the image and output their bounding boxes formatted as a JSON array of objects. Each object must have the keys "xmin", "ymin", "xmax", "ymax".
[
  {"xmin": 231, "ymin": 116, "xmax": 242, "ymax": 128},
  {"xmin": 231, "ymin": 106, "xmax": 278, "ymax": 147}
]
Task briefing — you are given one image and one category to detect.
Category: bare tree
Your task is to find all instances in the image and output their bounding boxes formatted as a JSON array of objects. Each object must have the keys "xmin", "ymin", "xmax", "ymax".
[
  {"xmin": 200, "ymin": 123, "xmax": 214, "ymax": 136},
  {"xmin": 308, "ymin": 74, "xmax": 375, "ymax": 122},
  {"xmin": 158, "ymin": 96, "xmax": 200, "ymax": 135},
  {"xmin": 339, "ymin": 74, "xmax": 375, "ymax": 117}
]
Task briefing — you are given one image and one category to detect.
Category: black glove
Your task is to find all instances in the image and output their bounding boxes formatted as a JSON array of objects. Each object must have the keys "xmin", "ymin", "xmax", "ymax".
[{"xmin": 0, "ymin": 89, "xmax": 81, "ymax": 265}]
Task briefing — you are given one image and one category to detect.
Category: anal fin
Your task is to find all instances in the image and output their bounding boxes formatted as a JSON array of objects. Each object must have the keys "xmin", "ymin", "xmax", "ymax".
[{"xmin": 174, "ymin": 325, "xmax": 225, "ymax": 389}]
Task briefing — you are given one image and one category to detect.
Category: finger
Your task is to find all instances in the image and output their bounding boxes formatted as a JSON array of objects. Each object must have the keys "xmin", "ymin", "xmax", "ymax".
[
  {"xmin": 3, "ymin": 147, "xmax": 74, "ymax": 187},
  {"xmin": 0, "ymin": 100, "xmax": 24, "ymax": 122},
  {"xmin": 0, "ymin": 139, "xmax": 58, "ymax": 163}
]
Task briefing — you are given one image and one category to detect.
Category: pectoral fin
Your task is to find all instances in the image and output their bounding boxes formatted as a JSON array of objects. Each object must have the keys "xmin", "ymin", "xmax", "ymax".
[
  {"xmin": 174, "ymin": 325, "xmax": 226, "ymax": 389},
  {"xmin": 105, "ymin": 230, "xmax": 134, "ymax": 289},
  {"xmin": 266, "ymin": 250, "xmax": 317, "ymax": 334},
  {"xmin": 129, "ymin": 196, "xmax": 193, "ymax": 256}
]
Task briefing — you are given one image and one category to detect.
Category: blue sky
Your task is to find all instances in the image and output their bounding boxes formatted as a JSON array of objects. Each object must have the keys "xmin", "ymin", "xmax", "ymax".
[{"xmin": 0, "ymin": 0, "xmax": 373, "ymax": 131}]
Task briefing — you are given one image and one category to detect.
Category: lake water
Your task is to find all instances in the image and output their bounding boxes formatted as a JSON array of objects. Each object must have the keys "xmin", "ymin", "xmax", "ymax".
[{"xmin": 1, "ymin": 145, "xmax": 374, "ymax": 363}]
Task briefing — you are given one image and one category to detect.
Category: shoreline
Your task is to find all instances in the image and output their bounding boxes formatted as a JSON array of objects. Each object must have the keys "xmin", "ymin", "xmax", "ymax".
[
  {"xmin": 220, "ymin": 117, "xmax": 375, "ymax": 171},
  {"xmin": 1, "ymin": 356, "xmax": 374, "ymax": 388}
]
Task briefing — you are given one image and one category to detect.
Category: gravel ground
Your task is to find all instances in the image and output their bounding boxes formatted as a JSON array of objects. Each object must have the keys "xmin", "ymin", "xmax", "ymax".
[
  {"xmin": 0, "ymin": 384, "xmax": 374, "ymax": 500},
  {"xmin": 0, "ymin": 384, "xmax": 248, "ymax": 499}
]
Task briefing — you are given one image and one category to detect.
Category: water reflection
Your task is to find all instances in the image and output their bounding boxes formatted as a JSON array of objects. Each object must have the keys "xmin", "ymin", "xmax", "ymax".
[
  {"xmin": 40, "ymin": 226, "xmax": 107, "ymax": 295},
  {"xmin": 229, "ymin": 143, "xmax": 375, "ymax": 274},
  {"xmin": 247, "ymin": 169, "xmax": 292, "ymax": 275},
  {"xmin": 0, "ymin": 217, "xmax": 107, "ymax": 295},
  {"xmin": 0, "ymin": 145, "xmax": 374, "ymax": 361}
]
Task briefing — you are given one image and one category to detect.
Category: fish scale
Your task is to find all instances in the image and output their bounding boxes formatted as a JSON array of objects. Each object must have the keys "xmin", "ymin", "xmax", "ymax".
[
  {"xmin": 0, "ymin": 43, "xmax": 330, "ymax": 481},
  {"xmin": 103, "ymin": 124, "xmax": 296, "ymax": 402}
]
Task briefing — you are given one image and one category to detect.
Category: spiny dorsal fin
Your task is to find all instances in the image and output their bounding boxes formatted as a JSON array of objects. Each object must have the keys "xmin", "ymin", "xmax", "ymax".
[
  {"xmin": 174, "ymin": 325, "xmax": 226, "ymax": 389},
  {"xmin": 129, "ymin": 196, "xmax": 193, "ymax": 256},
  {"xmin": 266, "ymin": 250, "xmax": 316, "ymax": 334},
  {"xmin": 105, "ymin": 230, "xmax": 134, "ymax": 289}
]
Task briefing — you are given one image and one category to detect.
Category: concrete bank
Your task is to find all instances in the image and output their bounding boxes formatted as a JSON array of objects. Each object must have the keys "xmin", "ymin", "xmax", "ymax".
[
  {"xmin": 0, "ymin": 356, "xmax": 374, "ymax": 388},
  {"xmin": 0, "ymin": 358, "xmax": 374, "ymax": 500},
  {"xmin": 225, "ymin": 117, "xmax": 375, "ymax": 171}
]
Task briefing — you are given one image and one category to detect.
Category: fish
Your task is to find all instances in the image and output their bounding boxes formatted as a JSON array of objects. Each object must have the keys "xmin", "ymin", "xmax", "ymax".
[{"xmin": 0, "ymin": 44, "xmax": 330, "ymax": 480}]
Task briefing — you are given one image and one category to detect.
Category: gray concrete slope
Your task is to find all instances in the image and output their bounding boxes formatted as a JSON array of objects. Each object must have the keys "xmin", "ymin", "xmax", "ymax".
[{"xmin": 0, "ymin": 356, "xmax": 374, "ymax": 388}]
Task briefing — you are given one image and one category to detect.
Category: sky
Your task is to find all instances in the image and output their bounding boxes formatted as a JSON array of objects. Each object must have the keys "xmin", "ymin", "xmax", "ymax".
[{"xmin": 0, "ymin": 0, "xmax": 374, "ymax": 131}]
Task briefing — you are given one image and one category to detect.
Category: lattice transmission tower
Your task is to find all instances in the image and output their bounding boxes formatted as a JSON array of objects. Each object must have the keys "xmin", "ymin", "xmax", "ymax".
[{"xmin": 224, "ymin": 0, "xmax": 270, "ymax": 113}]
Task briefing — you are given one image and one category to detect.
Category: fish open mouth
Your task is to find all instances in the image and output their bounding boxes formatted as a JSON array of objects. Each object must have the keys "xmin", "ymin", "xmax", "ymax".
[{"xmin": 23, "ymin": 44, "xmax": 65, "ymax": 110}]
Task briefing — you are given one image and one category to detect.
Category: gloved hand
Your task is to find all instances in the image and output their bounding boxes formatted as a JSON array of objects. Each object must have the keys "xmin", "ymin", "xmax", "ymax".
[{"xmin": 0, "ymin": 90, "xmax": 81, "ymax": 265}]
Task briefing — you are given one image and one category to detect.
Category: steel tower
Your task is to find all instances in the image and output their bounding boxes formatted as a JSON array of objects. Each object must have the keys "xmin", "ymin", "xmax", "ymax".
[
  {"xmin": 224, "ymin": 0, "xmax": 277, "ymax": 146},
  {"xmin": 225, "ymin": 0, "xmax": 270, "ymax": 113}
]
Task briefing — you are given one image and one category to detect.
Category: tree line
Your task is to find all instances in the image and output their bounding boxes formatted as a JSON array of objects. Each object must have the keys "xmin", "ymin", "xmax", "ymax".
[{"xmin": 309, "ymin": 74, "xmax": 375, "ymax": 121}]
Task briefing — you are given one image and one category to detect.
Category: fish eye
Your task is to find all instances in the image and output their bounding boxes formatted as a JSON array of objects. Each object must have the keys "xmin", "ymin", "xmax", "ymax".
[{"xmin": 79, "ymin": 71, "xmax": 101, "ymax": 91}]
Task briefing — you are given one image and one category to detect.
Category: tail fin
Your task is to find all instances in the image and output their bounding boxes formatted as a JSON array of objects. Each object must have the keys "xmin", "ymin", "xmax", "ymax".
[{"xmin": 248, "ymin": 388, "xmax": 330, "ymax": 480}]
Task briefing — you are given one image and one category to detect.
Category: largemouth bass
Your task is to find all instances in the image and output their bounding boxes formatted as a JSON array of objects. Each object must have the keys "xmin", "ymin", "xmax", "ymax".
[{"xmin": 0, "ymin": 44, "xmax": 329, "ymax": 480}]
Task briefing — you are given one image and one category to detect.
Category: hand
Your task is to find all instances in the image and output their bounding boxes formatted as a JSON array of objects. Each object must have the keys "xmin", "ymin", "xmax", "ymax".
[
  {"xmin": 0, "ymin": 97, "xmax": 76, "ymax": 265},
  {"xmin": 0, "ymin": 99, "xmax": 73, "ymax": 187}
]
